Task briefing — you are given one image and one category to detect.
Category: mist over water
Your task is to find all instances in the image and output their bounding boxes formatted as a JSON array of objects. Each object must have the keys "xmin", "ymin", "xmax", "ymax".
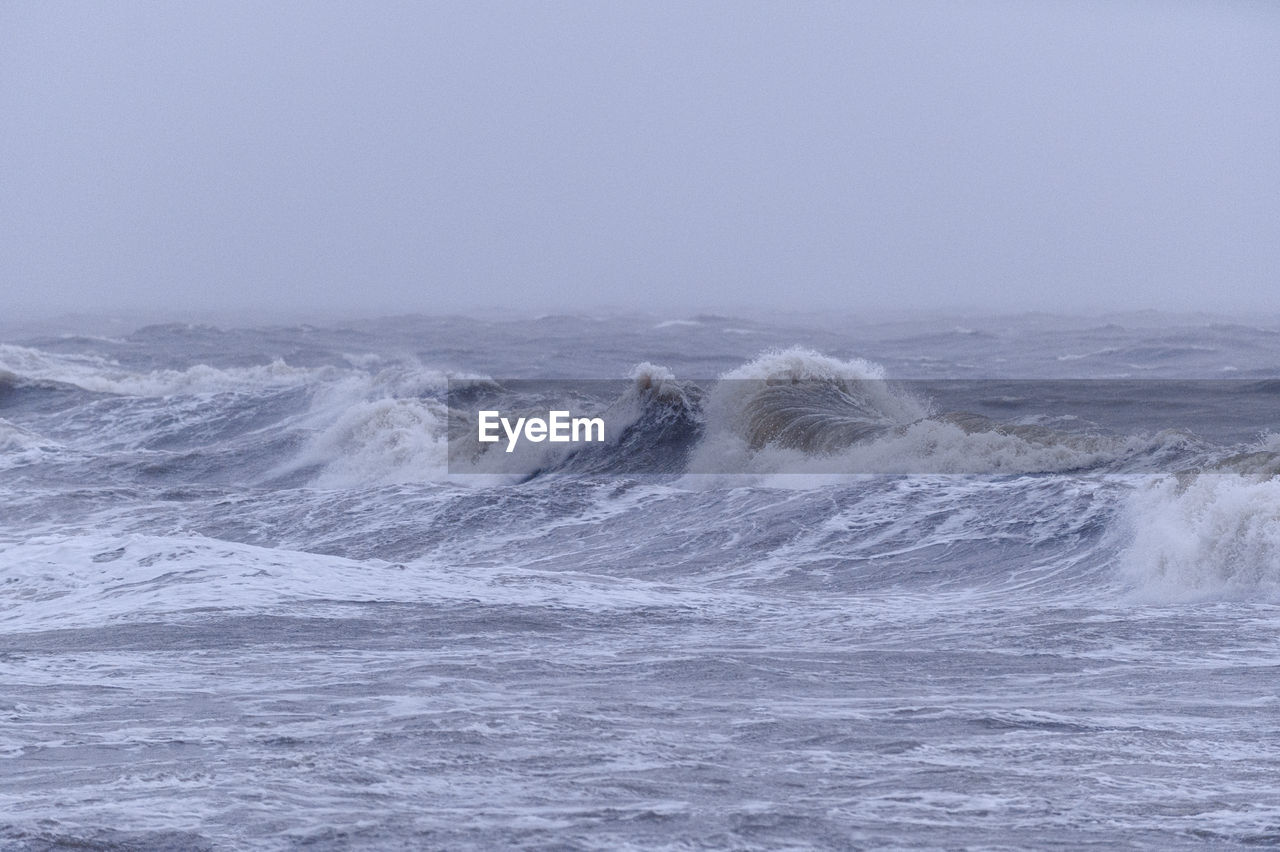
[{"xmin": 3, "ymin": 1, "xmax": 1279, "ymax": 319}]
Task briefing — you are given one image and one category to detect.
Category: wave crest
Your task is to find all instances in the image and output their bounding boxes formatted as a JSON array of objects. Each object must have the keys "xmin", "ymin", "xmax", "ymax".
[{"xmin": 702, "ymin": 347, "xmax": 928, "ymax": 457}]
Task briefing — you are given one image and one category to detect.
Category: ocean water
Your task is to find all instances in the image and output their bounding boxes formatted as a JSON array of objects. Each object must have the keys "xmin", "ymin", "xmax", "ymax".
[{"xmin": 3, "ymin": 312, "xmax": 1280, "ymax": 850}]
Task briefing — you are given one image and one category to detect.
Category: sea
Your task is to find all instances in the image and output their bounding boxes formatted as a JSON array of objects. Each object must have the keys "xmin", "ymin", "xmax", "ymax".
[{"xmin": 3, "ymin": 311, "xmax": 1280, "ymax": 850}]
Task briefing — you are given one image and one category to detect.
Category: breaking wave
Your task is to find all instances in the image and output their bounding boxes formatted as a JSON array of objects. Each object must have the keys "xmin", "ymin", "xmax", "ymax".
[
  {"xmin": 683, "ymin": 348, "xmax": 1204, "ymax": 477},
  {"xmin": 1123, "ymin": 473, "xmax": 1280, "ymax": 601},
  {"xmin": 0, "ymin": 339, "xmax": 1258, "ymax": 489},
  {"xmin": 0, "ymin": 343, "xmax": 339, "ymax": 397}
]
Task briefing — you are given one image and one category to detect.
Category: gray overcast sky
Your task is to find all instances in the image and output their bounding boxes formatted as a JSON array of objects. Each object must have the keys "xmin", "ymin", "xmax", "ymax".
[{"xmin": 2, "ymin": 1, "xmax": 1277, "ymax": 320}]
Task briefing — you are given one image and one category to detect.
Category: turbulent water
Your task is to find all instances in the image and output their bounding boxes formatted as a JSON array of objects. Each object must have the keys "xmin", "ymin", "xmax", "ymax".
[{"xmin": 4, "ymin": 312, "xmax": 1280, "ymax": 850}]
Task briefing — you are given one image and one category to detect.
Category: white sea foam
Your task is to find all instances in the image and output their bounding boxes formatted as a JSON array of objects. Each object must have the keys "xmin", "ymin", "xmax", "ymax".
[
  {"xmin": 5, "ymin": 315, "xmax": 1280, "ymax": 849},
  {"xmin": 1122, "ymin": 474, "xmax": 1280, "ymax": 601},
  {"xmin": 0, "ymin": 418, "xmax": 54, "ymax": 453},
  {"xmin": 257, "ymin": 365, "xmax": 460, "ymax": 487},
  {"xmin": 0, "ymin": 532, "xmax": 722, "ymax": 631},
  {"xmin": 0, "ymin": 343, "xmax": 339, "ymax": 396},
  {"xmin": 295, "ymin": 398, "xmax": 450, "ymax": 488},
  {"xmin": 0, "ymin": 418, "xmax": 63, "ymax": 470}
]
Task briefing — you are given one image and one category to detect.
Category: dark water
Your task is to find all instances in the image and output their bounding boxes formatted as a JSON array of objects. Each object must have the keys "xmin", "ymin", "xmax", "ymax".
[{"xmin": 3, "ymin": 313, "xmax": 1280, "ymax": 849}]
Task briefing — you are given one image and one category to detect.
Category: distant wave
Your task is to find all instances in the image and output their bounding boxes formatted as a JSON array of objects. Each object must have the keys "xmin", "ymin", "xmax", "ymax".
[
  {"xmin": 443, "ymin": 348, "xmax": 1227, "ymax": 481},
  {"xmin": 683, "ymin": 349, "xmax": 1207, "ymax": 477},
  {"xmin": 0, "ymin": 342, "xmax": 350, "ymax": 397},
  {"xmin": 0, "ymin": 340, "xmax": 1266, "ymax": 490}
]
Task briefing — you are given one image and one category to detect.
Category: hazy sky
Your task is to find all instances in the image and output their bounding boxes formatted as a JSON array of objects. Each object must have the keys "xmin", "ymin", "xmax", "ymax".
[{"xmin": 3, "ymin": 1, "xmax": 1277, "ymax": 320}]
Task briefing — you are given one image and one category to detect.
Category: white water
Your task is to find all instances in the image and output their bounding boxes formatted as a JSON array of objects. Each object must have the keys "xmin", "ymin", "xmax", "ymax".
[{"xmin": 4, "ymin": 313, "xmax": 1280, "ymax": 849}]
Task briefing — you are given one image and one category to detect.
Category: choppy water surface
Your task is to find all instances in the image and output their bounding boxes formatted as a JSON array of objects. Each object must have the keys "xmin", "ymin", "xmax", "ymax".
[{"xmin": 3, "ymin": 313, "xmax": 1280, "ymax": 849}]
